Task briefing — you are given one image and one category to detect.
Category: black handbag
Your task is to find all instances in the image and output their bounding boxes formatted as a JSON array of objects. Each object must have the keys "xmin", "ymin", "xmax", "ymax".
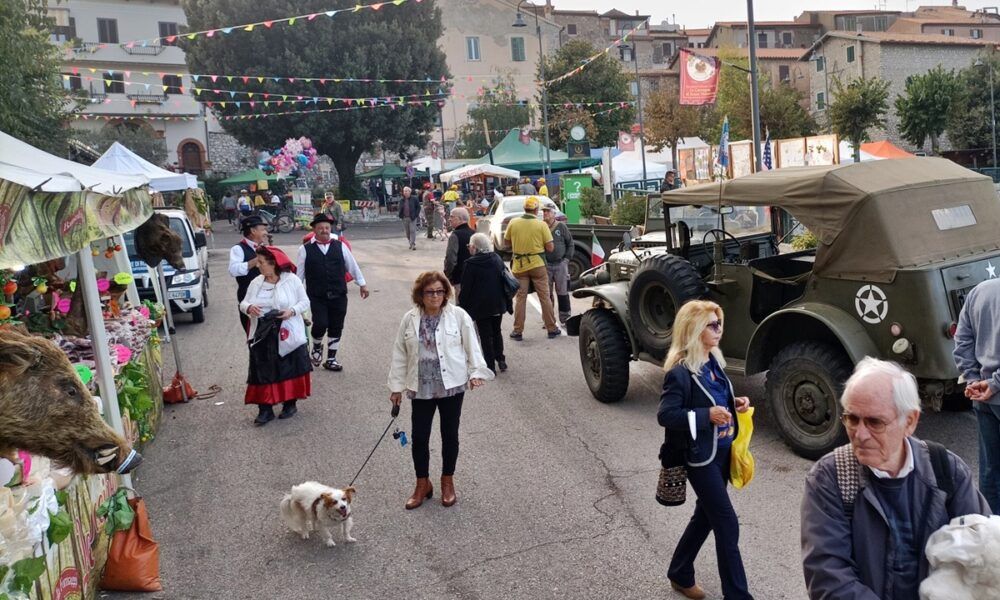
[
  {"xmin": 656, "ymin": 465, "xmax": 688, "ymax": 507},
  {"xmin": 501, "ymin": 267, "xmax": 520, "ymax": 301}
]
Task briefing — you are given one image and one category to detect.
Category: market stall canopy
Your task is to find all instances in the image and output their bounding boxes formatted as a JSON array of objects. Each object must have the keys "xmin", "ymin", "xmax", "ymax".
[
  {"xmin": 440, "ymin": 163, "xmax": 520, "ymax": 184},
  {"xmin": 217, "ymin": 168, "xmax": 279, "ymax": 186},
  {"xmin": 663, "ymin": 158, "xmax": 998, "ymax": 282},
  {"xmin": 861, "ymin": 140, "xmax": 915, "ymax": 160},
  {"xmin": 410, "ymin": 155, "xmax": 443, "ymax": 175},
  {"xmin": 838, "ymin": 141, "xmax": 880, "ymax": 164},
  {"xmin": 472, "ymin": 129, "xmax": 601, "ymax": 173},
  {"xmin": 92, "ymin": 142, "xmax": 198, "ymax": 192},
  {"xmin": 357, "ymin": 163, "xmax": 407, "ymax": 179},
  {"xmin": 0, "ymin": 131, "xmax": 152, "ymax": 269}
]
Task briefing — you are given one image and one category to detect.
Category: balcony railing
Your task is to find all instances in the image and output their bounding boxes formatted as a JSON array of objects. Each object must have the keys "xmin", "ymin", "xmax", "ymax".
[
  {"xmin": 120, "ymin": 43, "xmax": 165, "ymax": 56},
  {"xmin": 126, "ymin": 93, "xmax": 167, "ymax": 104}
]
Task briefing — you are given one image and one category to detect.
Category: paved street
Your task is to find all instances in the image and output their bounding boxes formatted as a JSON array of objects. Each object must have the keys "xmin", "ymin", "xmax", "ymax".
[{"xmin": 117, "ymin": 220, "xmax": 981, "ymax": 600}]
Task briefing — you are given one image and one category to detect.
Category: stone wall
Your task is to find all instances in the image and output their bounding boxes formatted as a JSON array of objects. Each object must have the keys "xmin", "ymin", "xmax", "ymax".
[{"xmin": 207, "ymin": 131, "xmax": 255, "ymax": 177}]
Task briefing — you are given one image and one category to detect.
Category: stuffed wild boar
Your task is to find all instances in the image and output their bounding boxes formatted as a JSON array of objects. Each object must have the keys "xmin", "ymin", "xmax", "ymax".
[
  {"xmin": 133, "ymin": 213, "xmax": 183, "ymax": 270},
  {"xmin": 0, "ymin": 328, "xmax": 141, "ymax": 475}
]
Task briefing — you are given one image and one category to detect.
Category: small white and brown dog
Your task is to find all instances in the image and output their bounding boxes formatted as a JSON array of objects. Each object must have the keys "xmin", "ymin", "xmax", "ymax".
[{"xmin": 280, "ymin": 481, "xmax": 357, "ymax": 547}]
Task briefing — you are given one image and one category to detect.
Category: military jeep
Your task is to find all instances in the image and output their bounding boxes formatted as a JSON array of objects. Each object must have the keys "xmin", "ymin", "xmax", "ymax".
[{"xmin": 567, "ymin": 158, "xmax": 1000, "ymax": 459}]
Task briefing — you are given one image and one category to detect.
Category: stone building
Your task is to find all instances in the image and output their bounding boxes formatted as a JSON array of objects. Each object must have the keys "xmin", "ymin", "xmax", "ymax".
[
  {"xmin": 887, "ymin": 5, "xmax": 1000, "ymax": 41},
  {"xmin": 706, "ymin": 20, "xmax": 822, "ymax": 50},
  {"xmin": 800, "ymin": 31, "xmax": 994, "ymax": 151}
]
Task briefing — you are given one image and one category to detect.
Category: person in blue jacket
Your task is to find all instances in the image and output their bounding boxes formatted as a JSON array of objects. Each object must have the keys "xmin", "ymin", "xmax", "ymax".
[{"xmin": 658, "ymin": 300, "xmax": 753, "ymax": 600}]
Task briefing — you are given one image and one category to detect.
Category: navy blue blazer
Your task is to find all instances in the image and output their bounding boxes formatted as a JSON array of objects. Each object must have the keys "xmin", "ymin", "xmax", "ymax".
[{"xmin": 657, "ymin": 361, "xmax": 740, "ymax": 467}]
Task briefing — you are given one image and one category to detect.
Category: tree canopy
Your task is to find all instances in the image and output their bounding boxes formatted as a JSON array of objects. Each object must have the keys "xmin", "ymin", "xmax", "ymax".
[
  {"xmin": 644, "ymin": 88, "xmax": 703, "ymax": 166},
  {"xmin": 828, "ymin": 76, "xmax": 890, "ymax": 162},
  {"xmin": 894, "ymin": 66, "xmax": 959, "ymax": 154},
  {"xmin": 541, "ymin": 40, "xmax": 634, "ymax": 148},
  {"xmin": 947, "ymin": 52, "xmax": 1000, "ymax": 165},
  {"xmin": 1, "ymin": 0, "xmax": 76, "ymax": 154},
  {"xmin": 182, "ymin": 0, "xmax": 449, "ymax": 198},
  {"xmin": 456, "ymin": 72, "xmax": 529, "ymax": 159}
]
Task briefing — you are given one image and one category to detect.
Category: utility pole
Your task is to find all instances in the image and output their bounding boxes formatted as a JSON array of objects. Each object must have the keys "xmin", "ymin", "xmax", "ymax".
[{"xmin": 746, "ymin": 0, "xmax": 763, "ymax": 172}]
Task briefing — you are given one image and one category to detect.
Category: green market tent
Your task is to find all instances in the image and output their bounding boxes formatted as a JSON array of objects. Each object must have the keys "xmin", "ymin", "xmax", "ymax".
[
  {"xmin": 473, "ymin": 129, "xmax": 601, "ymax": 174},
  {"xmin": 218, "ymin": 168, "xmax": 279, "ymax": 186},
  {"xmin": 357, "ymin": 163, "xmax": 407, "ymax": 179}
]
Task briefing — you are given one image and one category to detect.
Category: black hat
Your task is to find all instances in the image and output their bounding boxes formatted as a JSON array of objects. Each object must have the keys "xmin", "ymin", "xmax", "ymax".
[
  {"xmin": 310, "ymin": 213, "xmax": 336, "ymax": 227},
  {"xmin": 240, "ymin": 215, "xmax": 265, "ymax": 232}
]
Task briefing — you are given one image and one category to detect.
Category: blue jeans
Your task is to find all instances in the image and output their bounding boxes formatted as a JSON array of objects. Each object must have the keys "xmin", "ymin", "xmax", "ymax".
[
  {"xmin": 668, "ymin": 445, "xmax": 753, "ymax": 600},
  {"xmin": 976, "ymin": 403, "xmax": 1000, "ymax": 512}
]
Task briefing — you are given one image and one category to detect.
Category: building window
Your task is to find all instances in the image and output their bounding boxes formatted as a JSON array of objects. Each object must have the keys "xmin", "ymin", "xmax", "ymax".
[
  {"xmin": 61, "ymin": 72, "xmax": 82, "ymax": 91},
  {"xmin": 51, "ymin": 17, "xmax": 76, "ymax": 42},
  {"xmin": 162, "ymin": 74, "xmax": 183, "ymax": 95},
  {"xmin": 972, "ymin": 28, "xmax": 983, "ymax": 39},
  {"xmin": 941, "ymin": 28, "xmax": 955, "ymax": 36},
  {"xmin": 466, "ymin": 36, "xmax": 480, "ymax": 61},
  {"xmin": 567, "ymin": 23, "xmax": 577, "ymax": 35},
  {"xmin": 511, "ymin": 36, "xmax": 525, "ymax": 62},
  {"xmin": 97, "ymin": 18, "xmax": 118, "ymax": 43},
  {"xmin": 816, "ymin": 55, "xmax": 825, "ymax": 71},
  {"xmin": 757, "ymin": 32, "xmax": 768, "ymax": 48},
  {"xmin": 782, "ymin": 31, "xmax": 792, "ymax": 46},
  {"xmin": 630, "ymin": 81, "xmax": 639, "ymax": 96},
  {"xmin": 663, "ymin": 42, "xmax": 673, "ymax": 58},
  {"xmin": 846, "ymin": 45, "xmax": 855, "ymax": 62},
  {"xmin": 817, "ymin": 91, "xmax": 826, "ymax": 109},
  {"xmin": 104, "ymin": 72, "xmax": 124, "ymax": 94},
  {"xmin": 621, "ymin": 45, "xmax": 633, "ymax": 62},
  {"xmin": 159, "ymin": 22, "xmax": 179, "ymax": 46},
  {"xmin": 779, "ymin": 65, "xmax": 790, "ymax": 82}
]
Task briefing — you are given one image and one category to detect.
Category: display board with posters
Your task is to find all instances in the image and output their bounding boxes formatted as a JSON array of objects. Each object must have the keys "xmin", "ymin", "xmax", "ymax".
[
  {"xmin": 730, "ymin": 142, "xmax": 754, "ymax": 179},
  {"xmin": 694, "ymin": 147, "xmax": 712, "ymax": 181},
  {"xmin": 778, "ymin": 139, "xmax": 806, "ymax": 168},
  {"xmin": 678, "ymin": 149, "xmax": 697, "ymax": 184},
  {"xmin": 805, "ymin": 135, "xmax": 838, "ymax": 166},
  {"xmin": 291, "ymin": 189, "xmax": 314, "ymax": 226}
]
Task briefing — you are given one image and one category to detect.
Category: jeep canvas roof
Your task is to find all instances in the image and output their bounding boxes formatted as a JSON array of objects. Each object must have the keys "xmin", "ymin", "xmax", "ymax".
[{"xmin": 662, "ymin": 158, "xmax": 1000, "ymax": 282}]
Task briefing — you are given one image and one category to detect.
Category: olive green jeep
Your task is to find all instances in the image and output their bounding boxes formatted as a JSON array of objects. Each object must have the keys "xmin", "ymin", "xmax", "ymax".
[{"xmin": 567, "ymin": 158, "xmax": 1000, "ymax": 459}]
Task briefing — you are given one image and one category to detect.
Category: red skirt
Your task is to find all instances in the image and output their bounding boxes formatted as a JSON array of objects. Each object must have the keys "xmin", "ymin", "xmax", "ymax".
[{"xmin": 245, "ymin": 373, "xmax": 311, "ymax": 405}]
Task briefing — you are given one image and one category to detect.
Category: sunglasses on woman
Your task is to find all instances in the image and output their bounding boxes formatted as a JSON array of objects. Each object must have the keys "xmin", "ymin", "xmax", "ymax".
[
  {"xmin": 423, "ymin": 288, "xmax": 447, "ymax": 297},
  {"xmin": 705, "ymin": 320, "xmax": 723, "ymax": 333}
]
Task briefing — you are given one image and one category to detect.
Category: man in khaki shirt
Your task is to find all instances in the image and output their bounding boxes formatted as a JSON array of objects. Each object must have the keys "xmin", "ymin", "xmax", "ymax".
[{"xmin": 504, "ymin": 196, "xmax": 560, "ymax": 340}]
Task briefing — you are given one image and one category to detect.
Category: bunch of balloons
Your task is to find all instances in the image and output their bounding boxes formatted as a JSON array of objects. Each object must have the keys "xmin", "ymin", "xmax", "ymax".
[{"xmin": 258, "ymin": 137, "xmax": 318, "ymax": 178}]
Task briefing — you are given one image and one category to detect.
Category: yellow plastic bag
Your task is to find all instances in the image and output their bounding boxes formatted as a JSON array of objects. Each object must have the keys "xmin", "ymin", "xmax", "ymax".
[{"xmin": 730, "ymin": 407, "xmax": 755, "ymax": 489}]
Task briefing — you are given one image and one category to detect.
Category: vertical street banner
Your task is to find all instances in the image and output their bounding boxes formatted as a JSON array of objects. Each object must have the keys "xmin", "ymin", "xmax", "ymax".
[{"xmin": 679, "ymin": 49, "xmax": 720, "ymax": 105}]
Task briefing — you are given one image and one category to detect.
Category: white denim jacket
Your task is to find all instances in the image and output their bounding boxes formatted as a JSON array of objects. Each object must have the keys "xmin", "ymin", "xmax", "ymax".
[{"xmin": 387, "ymin": 303, "xmax": 494, "ymax": 394}]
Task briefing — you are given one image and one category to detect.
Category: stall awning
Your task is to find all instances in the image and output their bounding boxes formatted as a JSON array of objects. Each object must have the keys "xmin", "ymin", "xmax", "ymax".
[
  {"xmin": 472, "ymin": 129, "xmax": 601, "ymax": 173},
  {"xmin": 358, "ymin": 163, "xmax": 407, "ymax": 179},
  {"xmin": 92, "ymin": 142, "xmax": 198, "ymax": 192},
  {"xmin": 218, "ymin": 168, "xmax": 279, "ymax": 186},
  {"xmin": 440, "ymin": 164, "xmax": 520, "ymax": 184}
]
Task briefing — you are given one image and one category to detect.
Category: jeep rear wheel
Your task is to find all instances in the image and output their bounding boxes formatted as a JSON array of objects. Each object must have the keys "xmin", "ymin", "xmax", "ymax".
[
  {"xmin": 578, "ymin": 309, "xmax": 630, "ymax": 403},
  {"xmin": 627, "ymin": 254, "xmax": 706, "ymax": 358},
  {"xmin": 766, "ymin": 342, "xmax": 850, "ymax": 460}
]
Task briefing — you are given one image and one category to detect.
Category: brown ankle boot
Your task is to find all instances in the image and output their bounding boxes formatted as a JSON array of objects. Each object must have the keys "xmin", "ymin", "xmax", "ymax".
[
  {"xmin": 441, "ymin": 475, "xmax": 457, "ymax": 507},
  {"xmin": 405, "ymin": 478, "xmax": 433, "ymax": 510}
]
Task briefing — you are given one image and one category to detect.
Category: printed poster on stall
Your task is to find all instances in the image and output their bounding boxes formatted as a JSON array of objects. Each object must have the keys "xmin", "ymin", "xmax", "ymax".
[
  {"xmin": 805, "ymin": 135, "xmax": 838, "ymax": 166},
  {"xmin": 678, "ymin": 149, "xmax": 697, "ymax": 184},
  {"xmin": 679, "ymin": 49, "xmax": 720, "ymax": 105},
  {"xmin": 730, "ymin": 142, "xmax": 754, "ymax": 178},
  {"xmin": 694, "ymin": 147, "xmax": 712, "ymax": 182},
  {"xmin": 778, "ymin": 139, "xmax": 806, "ymax": 168}
]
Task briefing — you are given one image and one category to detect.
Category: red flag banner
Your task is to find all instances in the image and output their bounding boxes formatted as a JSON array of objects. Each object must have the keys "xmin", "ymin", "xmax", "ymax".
[
  {"xmin": 679, "ymin": 49, "xmax": 720, "ymax": 105},
  {"xmin": 618, "ymin": 131, "xmax": 635, "ymax": 151}
]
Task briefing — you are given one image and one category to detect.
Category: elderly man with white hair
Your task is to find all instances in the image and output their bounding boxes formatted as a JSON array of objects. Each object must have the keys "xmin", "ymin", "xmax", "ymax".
[
  {"xmin": 801, "ymin": 357, "xmax": 989, "ymax": 600},
  {"xmin": 398, "ymin": 186, "xmax": 421, "ymax": 250},
  {"xmin": 458, "ymin": 233, "xmax": 510, "ymax": 374},
  {"xmin": 444, "ymin": 207, "xmax": 475, "ymax": 295}
]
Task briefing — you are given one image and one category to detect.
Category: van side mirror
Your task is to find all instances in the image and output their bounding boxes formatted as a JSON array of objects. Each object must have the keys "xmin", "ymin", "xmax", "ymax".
[{"xmin": 194, "ymin": 232, "xmax": 207, "ymax": 248}]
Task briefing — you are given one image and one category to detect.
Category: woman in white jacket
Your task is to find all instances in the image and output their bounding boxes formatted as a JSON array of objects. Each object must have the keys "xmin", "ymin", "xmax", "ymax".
[
  {"xmin": 240, "ymin": 246, "xmax": 311, "ymax": 425},
  {"xmin": 388, "ymin": 271, "xmax": 494, "ymax": 510}
]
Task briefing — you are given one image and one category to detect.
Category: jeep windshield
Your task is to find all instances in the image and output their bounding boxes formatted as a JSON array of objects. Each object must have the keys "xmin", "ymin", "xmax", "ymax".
[{"xmin": 668, "ymin": 205, "xmax": 771, "ymax": 245}]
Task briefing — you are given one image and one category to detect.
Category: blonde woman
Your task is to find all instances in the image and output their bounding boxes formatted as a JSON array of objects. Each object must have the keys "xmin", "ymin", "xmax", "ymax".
[{"xmin": 657, "ymin": 300, "xmax": 753, "ymax": 600}]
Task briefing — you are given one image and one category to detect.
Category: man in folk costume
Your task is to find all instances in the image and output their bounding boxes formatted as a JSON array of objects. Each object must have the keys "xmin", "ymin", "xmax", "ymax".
[
  {"xmin": 296, "ymin": 214, "xmax": 369, "ymax": 371},
  {"xmin": 228, "ymin": 215, "xmax": 269, "ymax": 333}
]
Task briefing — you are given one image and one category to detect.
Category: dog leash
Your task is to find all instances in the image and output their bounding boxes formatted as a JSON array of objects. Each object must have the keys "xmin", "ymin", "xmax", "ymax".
[{"xmin": 348, "ymin": 403, "xmax": 400, "ymax": 487}]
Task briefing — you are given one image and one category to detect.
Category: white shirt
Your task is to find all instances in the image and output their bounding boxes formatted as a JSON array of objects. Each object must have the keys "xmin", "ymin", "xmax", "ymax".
[
  {"xmin": 237, "ymin": 195, "xmax": 251, "ymax": 209},
  {"xmin": 295, "ymin": 236, "xmax": 367, "ymax": 287},
  {"xmin": 228, "ymin": 238, "xmax": 259, "ymax": 278},
  {"xmin": 869, "ymin": 438, "xmax": 915, "ymax": 480}
]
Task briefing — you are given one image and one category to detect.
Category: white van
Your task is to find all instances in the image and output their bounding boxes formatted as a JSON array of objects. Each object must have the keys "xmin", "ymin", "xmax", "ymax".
[{"xmin": 124, "ymin": 208, "xmax": 209, "ymax": 323}]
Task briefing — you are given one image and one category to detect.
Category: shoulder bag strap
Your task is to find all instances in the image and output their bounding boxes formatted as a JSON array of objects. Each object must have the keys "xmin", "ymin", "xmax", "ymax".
[
  {"xmin": 925, "ymin": 440, "xmax": 955, "ymax": 505},
  {"xmin": 833, "ymin": 444, "xmax": 865, "ymax": 520}
]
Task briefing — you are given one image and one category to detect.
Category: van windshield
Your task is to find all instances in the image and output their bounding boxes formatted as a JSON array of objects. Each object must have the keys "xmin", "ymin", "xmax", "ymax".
[{"xmin": 669, "ymin": 205, "xmax": 771, "ymax": 243}]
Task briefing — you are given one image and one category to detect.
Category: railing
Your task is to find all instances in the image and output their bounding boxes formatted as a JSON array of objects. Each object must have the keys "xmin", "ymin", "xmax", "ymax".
[
  {"xmin": 120, "ymin": 43, "xmax": 165, "ymax": 56},
  {"xmin": 126, "ymin": 93, "xmax": 167, "ymax": 104},
  {"xmin": 612, "ymin": 178, "xmax": 661, "ymax": 200},
  {"xmin": 73, "ymin": 41, "xmax": 105, "ymax": 54}
]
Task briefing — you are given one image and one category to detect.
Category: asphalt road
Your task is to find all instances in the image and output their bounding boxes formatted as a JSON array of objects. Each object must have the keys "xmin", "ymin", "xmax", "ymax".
[{"xmin": 115, "ymin": 220, "xmax": 982, "ymax": 600}]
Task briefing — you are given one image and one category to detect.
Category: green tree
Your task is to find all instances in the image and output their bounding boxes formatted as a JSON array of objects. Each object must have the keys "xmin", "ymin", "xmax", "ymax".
[
  {"xmin": 828, "ymin": 76, "xmax": 891, "ymax": 162},
  {"xmin": 0, "ymin": 1, "xmax": 76, "ymax": 154},
  {"xmin": 610, "ymin": 193, "xmax": 646, "ymax": 226},
  {"xmin": 456, "ymin": 72, "xmax": 529, "ymax": 159},
  {"xmin": 541, "ymin": 40, "xmax": 634, "ymax": 148},
  {"xmin": 760, "ymin": 84, "xmax": 817, "ymax": 138},
  {"xmin": 579, "ymin": 186, "xmax": 610, "ymax": 218},
  {"xmin": 182, "ymin": 0, "xmax": 449, "ymax": 198},
  {"xmin": 894, "ymin": 66, "xmax": 959, "ymax": 154},
  {"xmin": 75, "ymin": 122, "xmax": 167, "ymax": 166},
  {"xmin": 644, "ymin": 88, "xmax": 703, "ymax": 166},
  {"xmin": 947, "ymin": 52, "xmax": 1000, "ymax": 165}
]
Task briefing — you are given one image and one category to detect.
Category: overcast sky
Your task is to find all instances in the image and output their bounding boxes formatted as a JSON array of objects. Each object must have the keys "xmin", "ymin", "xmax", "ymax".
[{"xmin": 556, "ymin": 0, "xmax": 1000, "ymax": 29}]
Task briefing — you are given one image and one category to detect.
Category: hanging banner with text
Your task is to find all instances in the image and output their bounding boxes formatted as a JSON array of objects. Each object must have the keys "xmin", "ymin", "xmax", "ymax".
[{"xmin": 679, "ymin": 49, "xmax": 720, "ymax": 106}]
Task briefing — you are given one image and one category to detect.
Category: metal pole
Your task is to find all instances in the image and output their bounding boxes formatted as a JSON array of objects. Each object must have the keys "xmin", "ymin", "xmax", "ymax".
[
  {"xmin": 746, "ymin": 0, "xmax": 763, "ymax": 172},
  {"xmin": 439, "ymin": 103, "xmax": 447, "ymax": 162},
  {"xmin": 536, "ymin": 12, "xmax": 551, "ymax": 177},
  {"xmin": 634, "ymin": 40, "xmax": 647, "ymax": 182},
  {"xmin": 991, "ymin": 56, "xmax": 997, "ymax": 168}
]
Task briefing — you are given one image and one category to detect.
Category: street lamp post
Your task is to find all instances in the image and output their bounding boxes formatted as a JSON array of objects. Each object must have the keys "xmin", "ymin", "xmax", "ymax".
[
  {"xmin": 976, "ymin": 56, "xmax": 998, "ymax": 169},
  {"xmin": 619, "ymin": 24, "xmax": 648, "ymax": 183},
  {"xmin": 514, "ymin": 2, "xmax": 550, "ymax": 177},
  {"xmin": 746, "ymin": 0, "xmax": 763, "ymax": 172}
]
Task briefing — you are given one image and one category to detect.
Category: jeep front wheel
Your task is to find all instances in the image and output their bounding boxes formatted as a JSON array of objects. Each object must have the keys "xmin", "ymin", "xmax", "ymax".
[
  {"xmin": 766, "ymin": 342, "xmax": 851, "ymax": 460},
  {"xmin": 578, "ymin": 309, "xmax": 630, "ymax": 403}
]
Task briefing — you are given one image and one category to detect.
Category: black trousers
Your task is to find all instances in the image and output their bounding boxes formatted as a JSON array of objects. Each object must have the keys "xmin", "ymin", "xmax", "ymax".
[
  {"xmin": 310, "ymin": 294, "xmax": 348, "ymax": 340},
  {"xmin": 411, "ymin": 394, "xmax": 464, "ymax": 478},
  {"xmin": 475, "ymin": 315, "xmax": 505, "ymax": 372}
]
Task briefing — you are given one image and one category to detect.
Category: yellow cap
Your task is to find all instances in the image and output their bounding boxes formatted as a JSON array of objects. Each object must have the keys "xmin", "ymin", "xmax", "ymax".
[
  {"xmin": 537, "ymin": 178, "xmax": 545, "ymax": 183},
  {"xmin": 523, "ymin": 196, "xmax": 539, "ymax": 210},
  {"xmin": 450, "ymin": 184, "xmax": 458, "ymax": 190}
]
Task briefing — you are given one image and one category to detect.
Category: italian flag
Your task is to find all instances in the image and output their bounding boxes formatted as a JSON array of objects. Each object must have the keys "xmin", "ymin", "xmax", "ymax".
[{"xmin": 591, "ymin": 232, "xmax": 605, "ymax": 267}]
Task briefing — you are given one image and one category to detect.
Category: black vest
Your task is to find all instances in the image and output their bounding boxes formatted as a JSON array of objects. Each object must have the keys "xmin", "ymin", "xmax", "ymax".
[
  {"xmin": 449, "ymin": 224, "xmax": 474, "ymax": 284},
  {"xmin": 304, "ymin": 241, "xmax": 348, "ymax": 299},
  {"xmin": 235, "ymin": 241, "xmax": 260, "ymax": 302}
]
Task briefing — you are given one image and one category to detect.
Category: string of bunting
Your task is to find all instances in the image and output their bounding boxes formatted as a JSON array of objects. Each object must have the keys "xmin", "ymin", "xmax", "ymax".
[
  {"xmin": 541, "ymin": 22, "xmax": 645, "ymax": 86},
  {"xmin": 65, "ymin": 0, "xmax": 416, "ymax": 52},
  {"xmin": 66, "ymin": 66, "xmax": 505, "ymax": 86}
]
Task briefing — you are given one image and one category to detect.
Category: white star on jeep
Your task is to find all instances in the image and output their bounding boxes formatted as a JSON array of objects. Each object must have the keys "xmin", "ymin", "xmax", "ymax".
[
  {"xmin": 859, "ymin": 290, "xmax": 883, "ymax": 316},
  {"xmin": 988, "ymin": 262, "xmax": 997, "ymax": 279}
]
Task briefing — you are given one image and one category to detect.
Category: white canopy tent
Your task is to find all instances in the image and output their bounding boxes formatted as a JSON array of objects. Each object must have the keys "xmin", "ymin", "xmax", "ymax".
[
  {"xmin": 838, "ymin": 140, "xmax": 881, "ymax": 164},
  {"xmin": 0, "ymin": 162, "xmax": 86, "ymax": 193},
  {"xmin": 92, "ymin": 142, "xmax": 198, "ymax": 192},
  {"xmin": 439, "ymin": 163, "xmax": 520, "ymax": 184},
  {"xmin": 410, "ymin": 155, "xmax": 442, "ymax": 175}
]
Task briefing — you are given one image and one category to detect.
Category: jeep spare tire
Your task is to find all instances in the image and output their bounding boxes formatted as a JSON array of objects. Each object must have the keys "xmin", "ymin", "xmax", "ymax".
[{"xmin": 627, "ymin": 254, "xmax": 706, "ymax": 357}]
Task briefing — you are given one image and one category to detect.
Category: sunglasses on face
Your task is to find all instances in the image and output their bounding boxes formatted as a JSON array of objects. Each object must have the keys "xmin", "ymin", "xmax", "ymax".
[
  {"xmin": 705, "ymin": 320, "xmax": 723, "ymax": 333},
  {"xmin": 423, "ymin": 289, "xmax": 447, "ymax": 297},
  {"xmin": 840, "ymin": 412, "xmax": 892, "ymax": 433}
]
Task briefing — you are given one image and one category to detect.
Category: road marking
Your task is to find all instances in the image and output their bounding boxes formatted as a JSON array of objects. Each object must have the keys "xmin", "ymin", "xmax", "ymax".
[{"xmin": 528, "ymin": 294, "xmax": 541, "ymax": 314}]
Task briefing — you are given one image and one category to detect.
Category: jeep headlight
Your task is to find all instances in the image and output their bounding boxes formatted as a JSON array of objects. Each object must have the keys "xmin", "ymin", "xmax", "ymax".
[{"xmin": 170, "ymin": 270, "xmax": 200, "ymax": 286}]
